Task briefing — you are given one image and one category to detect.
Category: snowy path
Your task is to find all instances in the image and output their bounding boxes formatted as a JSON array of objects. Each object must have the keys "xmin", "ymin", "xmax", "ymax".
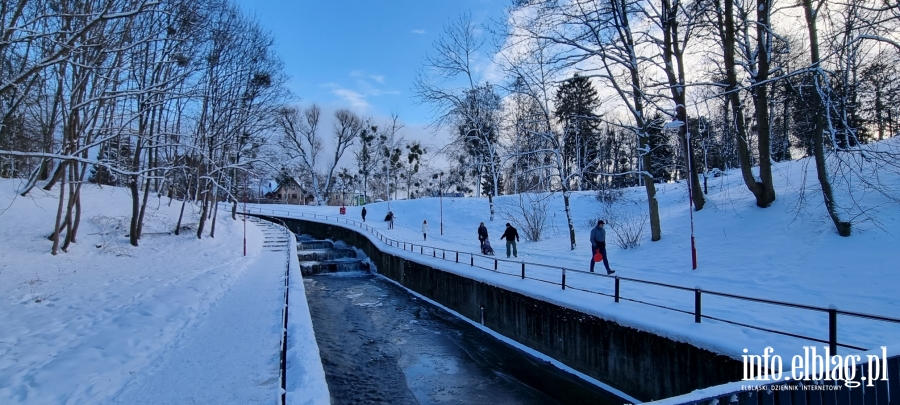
[{"xmin": 108, "ymin": 218, "xmax": 288, "ymax": 404}]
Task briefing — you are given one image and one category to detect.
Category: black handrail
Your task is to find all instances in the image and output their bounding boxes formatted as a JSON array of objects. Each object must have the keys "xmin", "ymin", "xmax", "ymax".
[{"xmin": 236, "ymin": 204, "xmax": 900, "ymax": 353}]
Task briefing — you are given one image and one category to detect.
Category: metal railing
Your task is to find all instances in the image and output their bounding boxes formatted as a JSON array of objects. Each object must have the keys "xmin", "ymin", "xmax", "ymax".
[{"xmin": 235, "ymin": 204, "xmax": 900, "ymax": 355}]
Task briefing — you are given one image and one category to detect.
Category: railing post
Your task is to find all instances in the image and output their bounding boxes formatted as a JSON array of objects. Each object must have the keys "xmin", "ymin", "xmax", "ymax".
[
  {"xmin": 494, "ymin": 259, "xmax": 497, "ymax": 271},
  {"xmin": 403, "ymin": 242, "xmax": 406, "ymax": 250},
  {"xmin": 615, "ymin": 277, "xmax": 620, "ymax": 303},
  {"xmin": 829, "ymin": 306, "xmax": 838, "ymax": 355},
  {"xmin": 561, "ymin": 268, "xmax": 566, "ymax": 290},
  {"xmin": 442, "ymin": 251, "xmax": 445, "ymax": 260},
  {"xmin": 694, "ymin": 288, "xmax": 702, "ymax": 323},
  {"xmin": 521, "ymin": 262, "xmax": 525, "ymax": 279},
  {"xmin": 455, "ymin": 252, "xmax": 458, "ymax": 263},
  {"xmin": 420, "ymin": 246, "xmax": 423, "ymax": 254}
]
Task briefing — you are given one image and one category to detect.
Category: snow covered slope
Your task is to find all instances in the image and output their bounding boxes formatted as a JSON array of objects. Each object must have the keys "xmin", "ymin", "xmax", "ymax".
[
  {"xmin": 247, "ymin": 140, "xmax": 900, "ymax": 359},
  {"xmin": 0, "ymin": 179, "xmax": 308, "ymax": 404}
]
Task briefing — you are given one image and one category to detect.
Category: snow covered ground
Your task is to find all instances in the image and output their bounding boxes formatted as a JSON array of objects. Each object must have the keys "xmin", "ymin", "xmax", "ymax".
[
  {"xmin": 1, "ymin": 140, "xmax": 898, "ymax": 404},
  {"xmin": 245, "ymin": 145, "xmax": 900, "ymax": 364},
  {"xmin": 0, "ymin": 180, "xmax": 326, "ymax": 404}
]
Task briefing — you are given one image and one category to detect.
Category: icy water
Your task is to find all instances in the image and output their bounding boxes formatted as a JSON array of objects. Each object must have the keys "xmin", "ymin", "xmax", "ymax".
[{"xmin": 304, "ymin": 272, "xmax": 626, "ymax": 405}]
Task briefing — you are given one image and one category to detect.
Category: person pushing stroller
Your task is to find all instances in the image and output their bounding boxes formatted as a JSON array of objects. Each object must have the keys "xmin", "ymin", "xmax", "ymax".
[{"xmin": 477, "ymin": 222, "xmax": 488, "ymax": 247}]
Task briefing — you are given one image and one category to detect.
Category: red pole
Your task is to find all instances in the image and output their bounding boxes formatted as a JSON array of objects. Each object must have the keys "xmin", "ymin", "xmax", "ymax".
[{"xmin": 243, "ymin": 171, "xmax": 247, "ymax": 257}]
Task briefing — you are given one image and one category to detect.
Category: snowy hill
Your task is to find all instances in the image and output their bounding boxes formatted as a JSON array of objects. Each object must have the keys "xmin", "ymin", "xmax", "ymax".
[
  {"xmin": 0, "ymin": 179, "xmax": 291, "ymax": 404},
  {"xmin": 248, "ymin": 139, "xmax": 900, "ymax": 358}
]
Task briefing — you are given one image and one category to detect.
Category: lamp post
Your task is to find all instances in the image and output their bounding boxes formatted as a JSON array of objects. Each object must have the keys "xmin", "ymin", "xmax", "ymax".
[
  {"xmin": 439, "ymin": 171, "xmax": 444, "ymax": 235},
  {"xmin": 664, "ymin": 115, "xmax": 697, "ymax": 269}
]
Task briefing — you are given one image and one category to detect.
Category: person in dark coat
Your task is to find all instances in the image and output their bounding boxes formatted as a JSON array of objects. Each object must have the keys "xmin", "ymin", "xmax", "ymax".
[
  {"xmin": 361, "ymin": 206, "xmax": 367, "ymax": 222},
  {"xmin": 589, "ymin": 220, "xmax": 614, "ymax": 275},
  {"xmin": 385, "ymin": 211, "xmax": 395, "ymax": 229},
  {"xmin": 477, "ymin": 222, "xmax": 489, "ymax": 248},
  {"xmin": 500, "ymin": 223, "xmax": 519, "ymax": 258}
]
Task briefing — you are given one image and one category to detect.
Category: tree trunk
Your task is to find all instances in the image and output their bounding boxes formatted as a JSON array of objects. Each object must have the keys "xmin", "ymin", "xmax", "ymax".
[
  {"xmin": 51, "ymin": 170, "xmax": 66, "ymax": 255},
  {"xmin": 488, "ymin": 193, "xmax": 495, "ymax": 221},
  {"xmin": 197, "ymin": 185, "xmax": 210, "ymax": 239},
  {"xmin": 642, "ymin": 142, "xmax": 662, "ymax": 241},
  {"xmin": 61, "ymin": 165, "xmax": 77, "ymax": 251},
  {"xmin": 175, "ymin": 196, "xmax": 187, "ymax": 236},
  {"xmin": 129, "ymin": 178, "xmax": 140, "ymax": 247},
  {"xmin": 19, "ymin": 159, "xmax": 45, "ymax": 197},
  {"xmin": 722, "ymin": 0, "xmax": 773, "ymax": 208},
  {"xmin": 616, "ymin": 0, "xmax": 662, "ymax": 241},
  {"xmin": 42, "ymin": 160, "xmax": 68, "ymax": 191},
  {"xmin": 661, "ymin": 0, "xmax": 705, "ymax": 210},
  {"xmin": 563, "ymin": 191, "xmax": 576, "ymax": 250},
  {"xmin": 749, "ymin": 0, "xmax": 776, "ymax": 206},
  {"xmin": 136, "ymin": 171, "xmax": 152, "ymax": 239},
  {"xmin": 802, "ymin": 0, "xmax": 851, "ymax": 236},
  {"xmin": 209, "ymin": 187, "xmax": 219, "ymax": 238}
]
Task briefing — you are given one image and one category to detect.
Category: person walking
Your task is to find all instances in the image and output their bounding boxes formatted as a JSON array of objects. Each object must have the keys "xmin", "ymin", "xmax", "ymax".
[
  {"xmin": 500, "ymin": 223, "xmax": 519, "ymax": 258},
  {"xmin": 361, "ymin": 206, "xmax": 367, "ymax": 222},
  {"xmin": 386, "ymin": 211, "xmax": 395, "ymax": 229},
  {"xmin": 477, "ymin": 222, "xmax": 489, "ymax": 249},
  {"xmin": 422, "ymin": 220, "xmax": 428, "ymax": 240},
  {"xmin": 589, "ymin": 220, "xmax": 615, "ymax": 275}
]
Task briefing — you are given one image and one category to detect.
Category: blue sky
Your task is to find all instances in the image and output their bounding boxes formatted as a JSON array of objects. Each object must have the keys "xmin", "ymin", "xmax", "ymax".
[{"xmin": 235, "ymin": 0, "xmax": 507, "ymax": 133}]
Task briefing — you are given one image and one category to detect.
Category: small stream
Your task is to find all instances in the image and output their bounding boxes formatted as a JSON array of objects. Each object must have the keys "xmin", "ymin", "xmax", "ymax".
[{"xmin": 304, "ymin": 272, "xmax": 626, "ymax": 405}]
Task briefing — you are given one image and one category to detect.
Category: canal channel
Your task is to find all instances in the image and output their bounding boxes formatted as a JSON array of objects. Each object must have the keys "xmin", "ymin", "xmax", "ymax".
[{"xmin": 304, "ymin": 269, "xmax": 628, "ymax": 405}]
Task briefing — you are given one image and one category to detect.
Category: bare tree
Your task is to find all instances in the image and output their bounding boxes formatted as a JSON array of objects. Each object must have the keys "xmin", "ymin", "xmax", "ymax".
[
  {"xmin": 323, "ymin": 109, "xmax": 365, "ymax": 205},
  {"xmin": 415, "ymin": 12, "xmax": 503, "ymax": 220},
  {"xmin": 509, "ymin": 0, "xmax": 663, "ymax": 241},
  {"xmin": 278, "ymin": 105, "xmax": 323, "ymax": 201},
  {"xmin": 658, "ymin": 0, "xmax": 707, "ymax": 210}
]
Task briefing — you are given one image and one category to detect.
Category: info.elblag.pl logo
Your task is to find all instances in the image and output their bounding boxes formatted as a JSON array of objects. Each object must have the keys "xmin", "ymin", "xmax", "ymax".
[{"xmin": 742, "ymin": 346, "xmax": 889, "ymax": 388}]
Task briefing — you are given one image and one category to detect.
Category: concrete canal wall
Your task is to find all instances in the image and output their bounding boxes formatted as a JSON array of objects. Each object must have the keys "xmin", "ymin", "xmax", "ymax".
[{"xmin": 269, "ymin": 215, "xmax": 743, "ymax": 402}]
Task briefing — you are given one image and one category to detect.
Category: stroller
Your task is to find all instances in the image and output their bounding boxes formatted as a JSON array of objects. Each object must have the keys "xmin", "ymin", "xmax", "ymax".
[{"xmin": 481, "ymin": 239, "xmax": 495, "ymax": 256}]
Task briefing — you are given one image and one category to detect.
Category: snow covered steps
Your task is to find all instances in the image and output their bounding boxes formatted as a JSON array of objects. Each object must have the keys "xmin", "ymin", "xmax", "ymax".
[{"xmin": 253, "ymin": 217, "xmax": 290, "ymax": 252}]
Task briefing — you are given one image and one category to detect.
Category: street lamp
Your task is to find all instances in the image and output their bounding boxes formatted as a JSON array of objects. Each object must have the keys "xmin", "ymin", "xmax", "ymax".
[
  {"xmin": 439, "ymin": 171, "xmax": 444, "ymax": 235},
  {"xmin": 664, "ymin": 115, "xmax": 697, "ymax": 269}
]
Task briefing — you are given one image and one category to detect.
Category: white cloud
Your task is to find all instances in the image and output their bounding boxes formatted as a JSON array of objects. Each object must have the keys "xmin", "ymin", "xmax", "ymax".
[
  {"xmin": 411, "ymin": 29, "xmax": 426, "ymax": 35},
  {"xmin": 332, "ymin": 88, "xmax": 370, "ymax": 110}
]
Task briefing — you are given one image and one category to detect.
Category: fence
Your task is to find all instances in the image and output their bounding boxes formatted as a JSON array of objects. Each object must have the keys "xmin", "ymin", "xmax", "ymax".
[{"xmin": 235, "ymin": 204, "xmax": 900, "ymax": 357}]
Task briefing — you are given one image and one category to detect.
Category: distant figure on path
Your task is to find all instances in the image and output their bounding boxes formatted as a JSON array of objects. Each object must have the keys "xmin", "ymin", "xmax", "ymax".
[
  {"xmin": 589, "ymin": 220, "xmax": 615, "ymax": 275},
  {"xmin": 500, "ymin": 223, "xmax": 519, "ymax": 258},
  {"xmin": 422, "ymin": 220, "xmax": 428, "ymax": 240},
  {"xmin": 361, "ymin": 206, "xmax": 367, "ymax": 222},
  {"xmin": 385, "ymin": 211, "xmax": 395, "ymax": 229},
  {"xmin": 477, "ymin": 222, "xmax": 488, "ymax": 249}
]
